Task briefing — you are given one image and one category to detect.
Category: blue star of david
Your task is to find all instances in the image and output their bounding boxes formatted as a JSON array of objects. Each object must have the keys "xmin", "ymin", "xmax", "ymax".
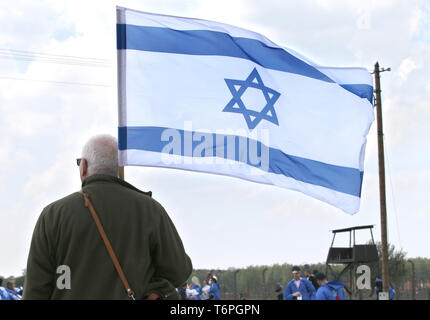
[{"xmin": 223, "ymin": 68, "xmax": 281, "ymax": 130}]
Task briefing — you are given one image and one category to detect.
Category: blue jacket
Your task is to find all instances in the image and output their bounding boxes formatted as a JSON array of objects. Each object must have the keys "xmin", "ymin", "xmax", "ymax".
[
  {"xmin": 191, "ymin": 284, "xmax": 201, "ymax": 300},
  {"xmin": 209, "ymin": 283, "xmax": 221, "ymax": 300},
  {"xmin": 315, "ymin": 281, "xmax": 346, "ymax": 300},
  {"xmin": 375, "ymin": 279, "xmax": 396, "ymax": 300},
  {"xmin": 0, "ymin": 287, "xmax": 11, "ymax": 300},
  {"xmin": 5, "ymin": 288, "xmax": 22, "ymax": 300},
  {"xmin": 284, "ymin": 278, "xmax": 316, "ymax": 300}
]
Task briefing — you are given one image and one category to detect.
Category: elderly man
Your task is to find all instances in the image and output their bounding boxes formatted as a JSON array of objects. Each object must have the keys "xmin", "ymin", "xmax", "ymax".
[{"xmin": 23, "ymin": 134, "xmax": 192, "ymax": 299}]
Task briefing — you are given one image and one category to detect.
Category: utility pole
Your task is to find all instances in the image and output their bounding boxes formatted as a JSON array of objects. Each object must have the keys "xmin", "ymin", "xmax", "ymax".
[
  {"xmin": 408, "ymin": 260, "xmax": 416, "ymax": 300},
  {"xmin": 373, "ymin": 62, "xmax": 391, "ymax": 297},
  {"xmin": 234, "ymin": 270, "xmax": 240, "ymax": 300},
  {"xmin": 262, "ymin": 267, "xmax": 268, "ymax": 299}
]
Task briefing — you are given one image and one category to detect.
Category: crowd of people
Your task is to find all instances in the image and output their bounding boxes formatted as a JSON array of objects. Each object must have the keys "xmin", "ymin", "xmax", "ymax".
[
  {"xmin": 276, "ymin": 266, "xmax": 347, "ymax": 300},
  {"xmin": 0, "ymin": 267, "xmax": 397, "ymax": 301},
  {"xmin": 0, "ymin": 278, "xmax": 23, "ymax": 300},
  {"xmin": 176, "ymin": 267, "xmax": 347, "ymax": 301},
  {"xmin": 177, "ymin": 272, "xmax": 221, "ymax": 300},
  {"xmin": 277, "ymin": 265, "xmax": 396, "ymax": 300}
]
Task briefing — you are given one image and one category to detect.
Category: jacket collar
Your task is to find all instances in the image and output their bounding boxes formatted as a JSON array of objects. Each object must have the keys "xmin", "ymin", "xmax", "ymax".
[
  {"xmin": 81, "ymin": 174, "xmax": 152, "ymax": 197},
  {"xmin": 289, "ymin": 278, "xmax": 304, "ymax": 288}
]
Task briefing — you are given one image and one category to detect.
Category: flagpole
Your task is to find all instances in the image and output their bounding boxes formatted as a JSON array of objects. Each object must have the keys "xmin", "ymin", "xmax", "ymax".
[
  {"xmin": 373, "ymin": 62, "xmax": 391, "ymax": 297},
  {"xmin": 117, "ymin": 7, "xmax": 126, "ymax": 182}
]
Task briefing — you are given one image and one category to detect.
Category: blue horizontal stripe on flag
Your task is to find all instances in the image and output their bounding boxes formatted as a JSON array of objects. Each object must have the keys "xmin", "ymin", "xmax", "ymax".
[
  {"xmin": 117, "ymin": 24, "xmax": 372, "ymax": 102},
  {"xmin": 340, "ymin": 84, "xmax": 373, "ymax": 104},
  {"xmin": 118, "ymin": 126, "xmax": 363, "ymax": 197},
  {"xmin": 116, "ymin": 24, "xmax": 334, "ymax": 83}
]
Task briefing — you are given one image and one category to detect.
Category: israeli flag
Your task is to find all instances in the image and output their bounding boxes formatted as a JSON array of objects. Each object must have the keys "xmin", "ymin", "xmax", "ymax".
[{"xmin": 116, "ymin": 7, "xmax": 374, "ymax": 214}]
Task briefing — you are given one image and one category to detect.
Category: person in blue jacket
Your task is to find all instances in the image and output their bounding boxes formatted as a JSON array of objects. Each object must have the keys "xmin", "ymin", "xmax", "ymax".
[
  {"xmin": 208, "ymin": 275, "xmax": 221, "ymax": 300},
  {"xmin": 0, "ymin": 278, "xmax": 11, "ymax": 300},
  {"xmin": 375, "ymin": 278, "xmax": 396, "ymax": 300},
  {"xmin": 5, "ymin": 281, "xmax": 22, "ymax": 300},
  {"xmin": 284, "ymin": 266, "xmax": 316, "ymax": 300},
  {"xmin": 15, "ymin": 286, "xmax": 24, "ymax": 296},
  {"xmin": 314, "ymin": 272, "xmax": 346, "ymax": 300},
  {"xmin": 191, "ymin": 276, "xmax": 202, "ymax": 300}
]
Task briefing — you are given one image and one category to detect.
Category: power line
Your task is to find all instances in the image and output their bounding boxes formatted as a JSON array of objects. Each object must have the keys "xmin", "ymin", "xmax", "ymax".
[
  {"xmin": 0, "ymin": 48, "xmax": 114, "ymax": 87},
  {"xmin": 0, "ymin": 76, "xmax": 113, "ymax": 88},
  {"xmin": 383, "ymin": 135, "xmax": 403, "ymax": 251},
  {"xmin": 0, "ymin": 54, "xmax": 111, "ymax": 68},
  {"xmin": 0, "ymin": 48, "xmax": 113, "ymax": 68},
  {"xmin": 0, "ymin": 48, "xmax": 111, "ymax": 63},
  {"xmin": 0, "ymin": 53, "xmax": 112, "ymax": 67}
]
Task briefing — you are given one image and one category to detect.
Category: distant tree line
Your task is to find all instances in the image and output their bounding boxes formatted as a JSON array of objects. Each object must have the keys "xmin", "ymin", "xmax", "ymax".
[
  {"xmin": 189, "ymin": 243, "xmax": 430, "ymax": 299},
  {"xmin": 1, "ymin": 243, "xmax": 429, "ymax": 299}
]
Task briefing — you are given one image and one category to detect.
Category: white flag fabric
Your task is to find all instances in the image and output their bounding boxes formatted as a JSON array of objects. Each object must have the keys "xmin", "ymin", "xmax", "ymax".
[{"xmin": 116, "ymin": 7, "xmax": 374, "ymax": 214}]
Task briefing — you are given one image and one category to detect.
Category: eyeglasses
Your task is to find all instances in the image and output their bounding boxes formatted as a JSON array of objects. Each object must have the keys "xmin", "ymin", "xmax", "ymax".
[{"xmin": 76, "ymin": 158, "xmax": 88, "ymax": 167}]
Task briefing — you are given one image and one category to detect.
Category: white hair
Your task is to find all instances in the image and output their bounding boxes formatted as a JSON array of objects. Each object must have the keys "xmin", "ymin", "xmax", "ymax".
[
  {"xmin": 191, "ymin": 276, "xmax": 201, "ymax": 287},
  {"xmin": 81, "ymin": 134, "xmax": 119, "ymax": 177}
]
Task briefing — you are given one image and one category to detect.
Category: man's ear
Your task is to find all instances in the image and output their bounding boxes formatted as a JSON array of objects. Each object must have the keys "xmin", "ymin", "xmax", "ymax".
[{"xmin": 80, "ymin": 158, "xmax": 88, "ymax": 180}]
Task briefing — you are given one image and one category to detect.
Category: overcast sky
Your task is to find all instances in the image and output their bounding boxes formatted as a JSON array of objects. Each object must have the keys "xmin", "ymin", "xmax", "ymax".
[{"xmin": 0, "ymin": 0, "xmax": 429, "ymax": 277}]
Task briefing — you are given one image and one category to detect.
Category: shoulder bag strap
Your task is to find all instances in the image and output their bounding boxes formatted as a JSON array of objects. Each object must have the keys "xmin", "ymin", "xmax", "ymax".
[{"xmin": 79, "ymin": 190, "xmax": 135, "ymax": 300}]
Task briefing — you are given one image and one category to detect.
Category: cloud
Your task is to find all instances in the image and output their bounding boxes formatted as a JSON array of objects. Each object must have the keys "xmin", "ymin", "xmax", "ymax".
[
  {"xmin": 0, "ymin": 1, "xmax": 76, "ymax": 55},
  {"xmin": 409, "ymin": 6, "xmax": 424, "ymax": 36},
  {"xmin": 396, "ymin": 57, "xmax": 418, "ymax": 84},
  {"xmin": 23, "ymin": 151, "xmax": 78, "ymax": 205}
]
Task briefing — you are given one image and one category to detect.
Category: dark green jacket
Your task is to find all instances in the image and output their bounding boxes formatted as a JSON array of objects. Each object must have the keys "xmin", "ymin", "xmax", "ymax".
[{"xmin": 23, "ymin": 174, "xmax": 192, "ymax": 299}]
